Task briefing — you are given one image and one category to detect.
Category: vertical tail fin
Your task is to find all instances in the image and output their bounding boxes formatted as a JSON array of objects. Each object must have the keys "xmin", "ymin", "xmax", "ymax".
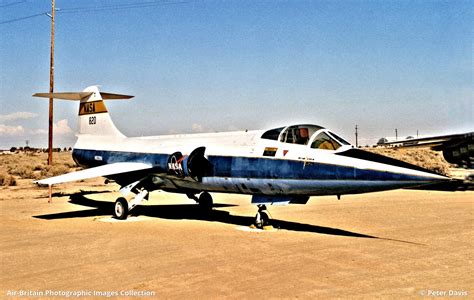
[
  {"xmin": 33, "ymin": 86, "xmax": 133, "ymax": 138},
  {"xmin": 76, "ymin": 86, "xmax": 128, "ymax": 137}
]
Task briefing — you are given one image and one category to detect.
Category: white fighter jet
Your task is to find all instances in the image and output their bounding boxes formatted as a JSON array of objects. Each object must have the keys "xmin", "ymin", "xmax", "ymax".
[{"xmin": 34, "ymin": 86, "xmax": 449, "ymax": 224}]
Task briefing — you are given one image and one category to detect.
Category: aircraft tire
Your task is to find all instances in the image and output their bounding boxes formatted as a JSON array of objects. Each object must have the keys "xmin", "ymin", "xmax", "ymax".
[
  {"xmin": 198, "ymin": 192, "xmax": 213, "ymax": 212},
  {"xmin": 260, "ymin": 211, "xmax": 270, "ymax": 226},
  {"xmin": 114, "ymin": 197, "xmax": 129, "ymax": 220},
  {"xmin": 255, "ymin": 211, "xmax": 270, "ymax": 229}
]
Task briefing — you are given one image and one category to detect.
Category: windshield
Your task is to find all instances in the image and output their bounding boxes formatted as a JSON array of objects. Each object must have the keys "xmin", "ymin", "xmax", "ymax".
[
  {"xmin": 280, "ymin": 125, "xmax": 324, "ymax": 145},
  {"xmin": 311, "ymin": 132, "xmax": 342, "ymax": 150},
  {"xmin": 328, "ymin": 131, "xmax": 351, "ymax": 145},
  {"xmin": 261, "ymin": 127, "xmax": 285, "ymax": 140}
]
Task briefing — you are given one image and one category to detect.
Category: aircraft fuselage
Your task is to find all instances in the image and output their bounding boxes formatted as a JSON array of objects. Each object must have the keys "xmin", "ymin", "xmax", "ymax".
[{"xmin": 72, "ymin": 126, "xmax": 447, "ymax": 203}]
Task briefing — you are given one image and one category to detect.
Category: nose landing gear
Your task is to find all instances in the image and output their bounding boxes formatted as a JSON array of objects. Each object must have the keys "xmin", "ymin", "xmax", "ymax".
[{"xmin": 252, "ymin": 205, "xmax": 272, "ymax": 230}]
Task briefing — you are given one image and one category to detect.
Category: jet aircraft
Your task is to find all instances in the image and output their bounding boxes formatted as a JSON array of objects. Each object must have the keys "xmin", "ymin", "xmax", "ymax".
[
  {"xmin": 34, "ymin": 86, "xmax": 450, "ymax": 224},
  {"xmin": 382, "ymin": 132, "xmax": 473, "ymax": 168}
]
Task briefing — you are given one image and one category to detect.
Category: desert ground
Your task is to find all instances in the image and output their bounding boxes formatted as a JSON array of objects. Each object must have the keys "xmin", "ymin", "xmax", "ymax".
[{"xmin": 1, "ymin": 175, "xmax": 472, "ymax": 298}]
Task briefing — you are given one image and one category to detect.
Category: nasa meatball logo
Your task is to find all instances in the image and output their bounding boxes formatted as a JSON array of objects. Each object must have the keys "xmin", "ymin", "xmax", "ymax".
[{"xmin": 167, "ymin": 152, "xmax": 186, "ymax": 177}]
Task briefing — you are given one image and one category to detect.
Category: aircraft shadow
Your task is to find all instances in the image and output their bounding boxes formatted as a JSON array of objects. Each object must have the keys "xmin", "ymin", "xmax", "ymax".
[
  {"xmin": 33, "ymin": 193, "xmax": 422, "ymax": 244},
  {"xmin": 34, "ymin": 189, "xmax": 112, "ymax": 199}
]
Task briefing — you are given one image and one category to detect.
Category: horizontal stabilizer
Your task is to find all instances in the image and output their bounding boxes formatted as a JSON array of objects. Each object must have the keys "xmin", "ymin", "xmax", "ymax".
[
  {"xmin": 101, "ymin": 92, "xmax": 134, "ymax": 100},
  {"xmin": 33, "ymin": 92, "xmax": 93, "ymax": 100},
  {"xmin": 32, "ymin": 92, "xmax": 134, "ymax": 100},
  {"xmin": 35, "ymin": 162, "xmax": 153, "ymax": 185}
]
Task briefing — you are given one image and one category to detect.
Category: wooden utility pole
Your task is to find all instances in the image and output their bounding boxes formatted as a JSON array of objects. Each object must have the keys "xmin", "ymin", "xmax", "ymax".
[{"xmin": 48, "ymin": 0, "xmax": 55, "ymax": 165}]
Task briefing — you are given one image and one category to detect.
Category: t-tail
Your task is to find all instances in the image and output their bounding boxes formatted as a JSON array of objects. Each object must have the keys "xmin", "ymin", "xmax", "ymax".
[{"xmin": 33, "ymin": 86, "xmax": 133, "ymax": 138}]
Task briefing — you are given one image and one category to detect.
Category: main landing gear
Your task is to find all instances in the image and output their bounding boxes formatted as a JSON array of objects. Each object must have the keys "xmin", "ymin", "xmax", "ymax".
[
  {"xmin": 187, "ymin": 191, "xmax": 214, "ymax": 212},
  {"xmin": 114, "ymin": 189, "xmax": 149, "ymax": 220}
]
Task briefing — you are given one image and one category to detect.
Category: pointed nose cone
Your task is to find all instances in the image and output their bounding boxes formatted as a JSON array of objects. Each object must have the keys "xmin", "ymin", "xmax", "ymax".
[
  {"xmin": 336, "ymin": 148, "xmax": 452, "ymax": 188},
  {"xmin": 397, "ymin": 167, "xmax": 451, "ymax": 185}
]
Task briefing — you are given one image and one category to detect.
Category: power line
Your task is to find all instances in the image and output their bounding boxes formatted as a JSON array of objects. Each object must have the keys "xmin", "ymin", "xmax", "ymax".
[
  {"xmin": 60, "ymin": 0, "xmax": 190, "ymax": 14},
  {"xmin": 0, "ymin": 12, "xmax": 47, "ymax": 25},
  {"xmin": 1, "ymin": 0, "xmax": 191, "ymax": 25},
  {"xmin": 0, "ymin": 0, "xmax": 25, "ymax": 8}
]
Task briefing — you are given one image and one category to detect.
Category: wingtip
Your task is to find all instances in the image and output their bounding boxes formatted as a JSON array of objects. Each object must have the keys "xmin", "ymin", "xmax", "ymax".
[{"xmin": 34, "ymin": 180, "xmax": 48, "ymax": 187}]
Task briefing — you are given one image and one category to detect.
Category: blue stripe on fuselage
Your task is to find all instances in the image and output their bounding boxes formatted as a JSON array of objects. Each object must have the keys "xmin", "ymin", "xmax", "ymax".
[
  {"xmin": 73, "ymin": 148, "xmax": 169, "ymax": 172},
  {"xmin": 72, "ymin": 148, "xmax": 437, "ymax": 182}
]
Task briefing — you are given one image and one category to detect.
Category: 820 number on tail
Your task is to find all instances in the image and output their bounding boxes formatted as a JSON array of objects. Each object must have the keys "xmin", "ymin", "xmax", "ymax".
[{"xmin": 89, "ymin": 116, "xmax": 96, "ymax": 125}]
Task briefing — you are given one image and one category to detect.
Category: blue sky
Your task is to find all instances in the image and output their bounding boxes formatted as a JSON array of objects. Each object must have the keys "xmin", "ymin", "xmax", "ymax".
[{"xmin": 0, "ymin": 0, "xmax": 472, "ymax": 149}]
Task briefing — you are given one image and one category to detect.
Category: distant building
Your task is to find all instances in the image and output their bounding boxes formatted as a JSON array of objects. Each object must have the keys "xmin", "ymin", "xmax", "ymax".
[{"xmin": 377, "ymin": 137, "xmax": 388, "ymax": 145}]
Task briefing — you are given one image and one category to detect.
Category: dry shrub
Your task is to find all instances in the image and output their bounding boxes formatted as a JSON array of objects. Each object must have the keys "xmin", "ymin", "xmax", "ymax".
[
  {"xmin": 367, "ymin": 148, "xmax": 451, "ymax": 176},
  {"xmin": 54, "ymin": 152, "xmax": 77, "ymax": 170},
  {"xmin": 40, "ymin": 164, "xmax": 70, "ymax": 177},
  {"xmin": 53, "ymin": 164, "xmax": 71, "ymax": 175},
  {"xmin": 10, "ymin": 164, "xmax": 35, "ymax": 179},
  {"xmin": 0, "ymin": 171, "xmax": 16, "ymax": 186},
  {"xmin": 0, "ymin": 152, "xmax": 78, "ymax": 180},
  {"xmin": 33, "ymin": 163, "xmax": 45, "ymax": 171}
]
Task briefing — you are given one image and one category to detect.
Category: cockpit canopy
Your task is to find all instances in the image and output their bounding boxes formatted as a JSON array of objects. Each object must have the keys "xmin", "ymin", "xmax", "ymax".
[{"xmin": 261, "ymin": 124, "xmax": 350, "ymax": 150}]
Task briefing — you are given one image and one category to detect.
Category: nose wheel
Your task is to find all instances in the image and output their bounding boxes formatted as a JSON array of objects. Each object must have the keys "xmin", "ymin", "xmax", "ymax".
[{"xmin": 254, "ymin": 205, "xmax": 271, "ymax": 229}]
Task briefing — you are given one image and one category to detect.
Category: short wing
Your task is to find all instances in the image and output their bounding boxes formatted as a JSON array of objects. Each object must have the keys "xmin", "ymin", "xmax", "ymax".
[{"xmin": 35, "ymin": 162, "xmax": 153, "ymax": 185}]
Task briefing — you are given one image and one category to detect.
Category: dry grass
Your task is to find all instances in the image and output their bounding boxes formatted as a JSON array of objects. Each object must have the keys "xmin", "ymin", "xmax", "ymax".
[
  {"xmin": 0, "ymin": 170, "xmax": 16, "ymax": 186},
  {"xmin": 0, "ymin": 152, "xmax": 79, "ymax": 184},
  {"xmin": 366, "ymin": 147, "xmax": 451, "ymax": 175}
]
